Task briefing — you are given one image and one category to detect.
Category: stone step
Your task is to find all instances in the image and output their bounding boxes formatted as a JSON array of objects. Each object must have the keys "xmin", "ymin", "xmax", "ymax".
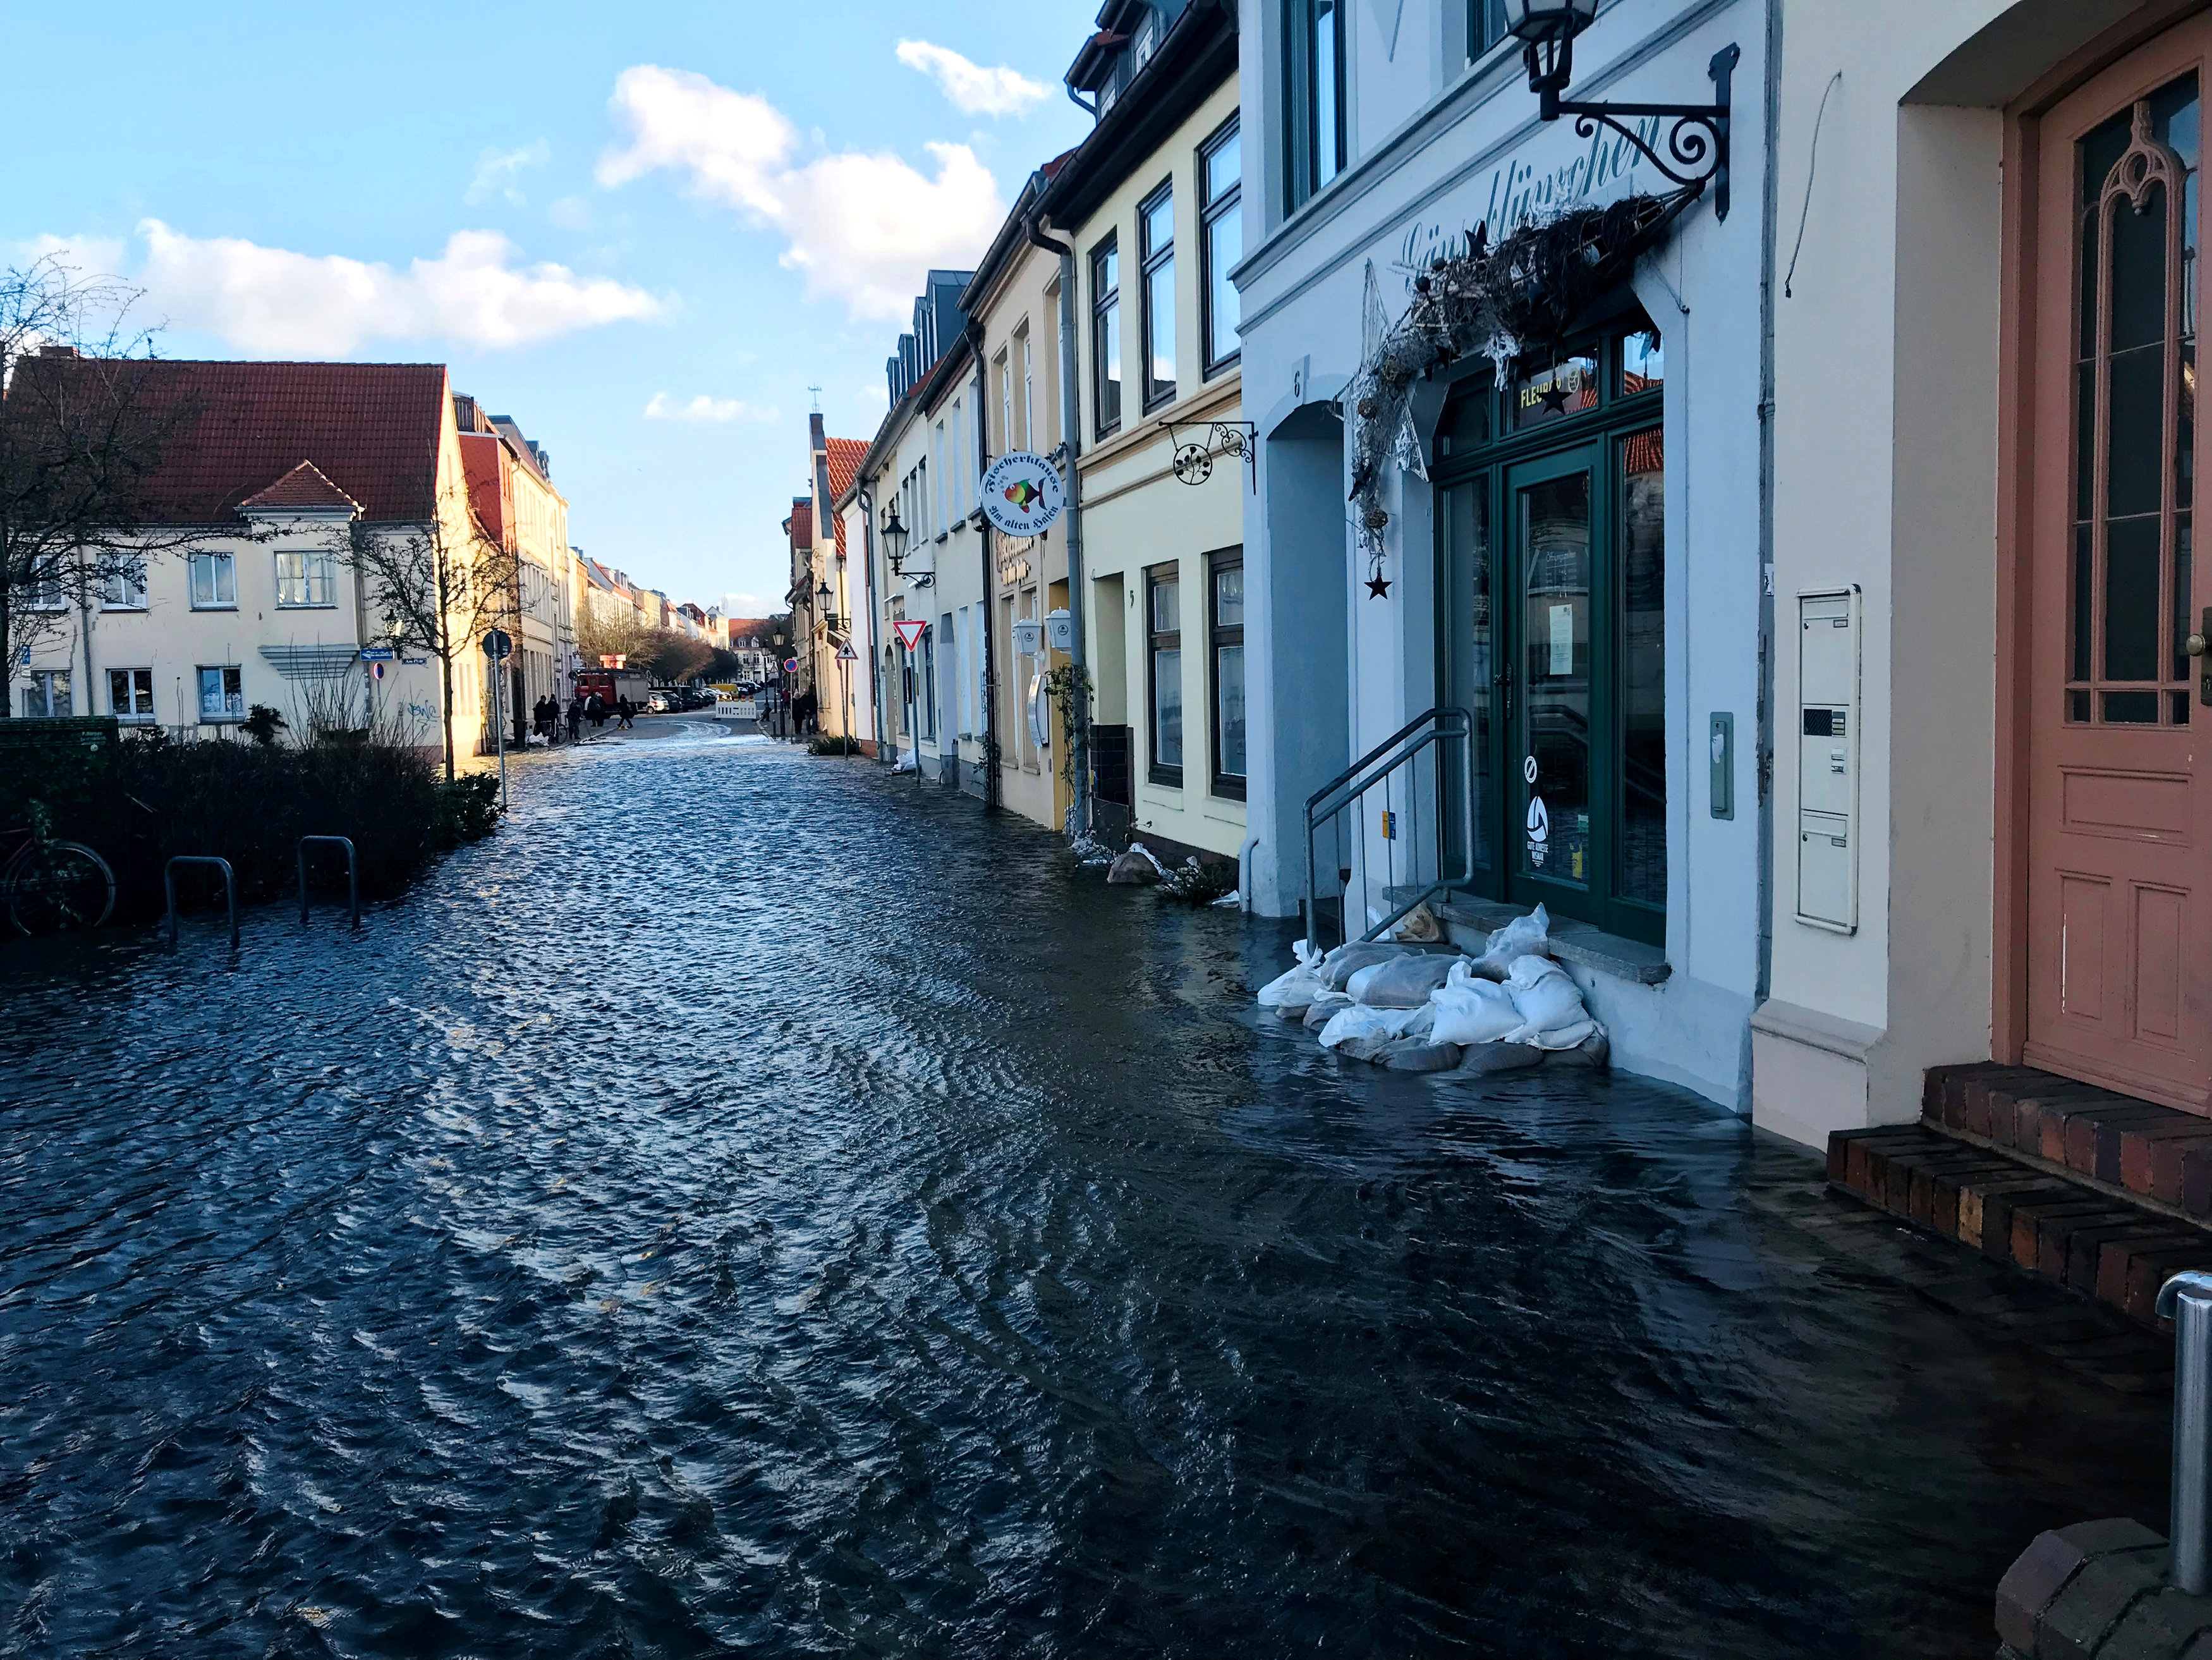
[
  {"xmin": 1828, "ymin": 1122, "xmax": 2212, "ymax": 1327},
  {"xmin": 1925, "ymin": 1062, "xmax": 2212, "ymax": 1218}
]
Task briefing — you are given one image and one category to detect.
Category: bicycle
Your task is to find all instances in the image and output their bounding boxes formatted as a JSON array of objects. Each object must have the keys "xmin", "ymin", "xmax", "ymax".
[{"xmin": 1, "ymin": 802, "xmax": 116, "ymax": 936}]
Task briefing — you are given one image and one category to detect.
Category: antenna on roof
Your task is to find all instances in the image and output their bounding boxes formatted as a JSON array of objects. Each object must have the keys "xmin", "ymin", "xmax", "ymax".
[{"xmin": 808, "ymin": 385, "xmax": 822, "ymax": 410}]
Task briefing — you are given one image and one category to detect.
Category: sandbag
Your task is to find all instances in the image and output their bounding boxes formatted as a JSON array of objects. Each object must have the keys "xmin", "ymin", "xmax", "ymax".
[
  {"xmin": 1524, "ymin": 1016, "xmax": 1600, "ymax": 1053},
  {"xmin": 1347, "ymin": 953, "xmax": 1463, "ymax": 1008},
  {"xmin": 1500, "ymin": 956, "xmax": 1586, "ymax": 1043},
  {"xmin": 1316, "ymin": 1003, "xmax": 1424, "ymax": 1051},
  {"xmin": 1380, "ymin": 1039, "xmax": 1463, "ymax": 1072},
  {"xmin": 1472, "ymin": 904, "xmax": 1552, "ymax": 979},
  {"xmin": 1455, "ymin": 1041, "xmax": 1546, "ymax": 1075},
  {"xmin": 1256, "ymin": 940, "xmax": 1326, "ymax": 1009},
  {"xmin": 1428, "ymin": 964, "xmax": 1522, "ymax": 1046},
  {"xmin": 1318, "ymin": 941, "xmax": 1422, "ymax": 991},
  {"xmin": 1545, "ymin": 1027, "xmax": 1611, "ymax": 1068},
  {"xmin": 1303, "ymin": 994, "xmax": 1353, "ymax": 1030}
]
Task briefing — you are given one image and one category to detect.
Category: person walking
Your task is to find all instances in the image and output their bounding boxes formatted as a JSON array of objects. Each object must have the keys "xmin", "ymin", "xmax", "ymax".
[
  {"xmin": 616, "ymin": 697, "xmax": 636, "ymax": 730},
  {"xmin": 586, "ymin": 693, "xmax": 605, "ymax": 730},
  {"xmin": 566, "ymin": 693, "xmax": 583, "ymax": 743}
]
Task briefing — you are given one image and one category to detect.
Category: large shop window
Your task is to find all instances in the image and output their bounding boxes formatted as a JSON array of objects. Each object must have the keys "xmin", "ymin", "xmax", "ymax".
[
  {"xmin": 1283, "ymin": 0, "xmax": 1346, "ymax": 214},
  {"xmin": 1209, "ymin": 551, "xmax": 1246, "ymax": 798},
  {"xmin": 1148, "ymin": 563, "xmax": 1183, "ymax": 786},
  {"xmin": 2070, "ymin": 74, "xmax": 2200, "ymax": 726},
  {"xmin": 1435, "ymin": 317, "xmax": 1668, "ymax": 946}
]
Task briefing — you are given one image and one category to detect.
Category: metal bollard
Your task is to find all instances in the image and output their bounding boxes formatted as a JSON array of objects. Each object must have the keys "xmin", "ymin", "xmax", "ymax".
[
  {"xmin": 164, "ymin": 856, "xmax": 238, "ymax": 953},
  {"xmin": 297, "ymin": 836, "xmax": 361, "ymax": 929},
  {"xmin": 2157, "ymin": 1269, "xmax": 2212, "ymax": 1590}
]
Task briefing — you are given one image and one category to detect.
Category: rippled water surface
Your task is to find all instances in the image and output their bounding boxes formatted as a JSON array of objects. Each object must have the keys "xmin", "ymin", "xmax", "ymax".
[{"xmin": 0, "ymin": 721, "xmax": 2171, "ymax": 1657}]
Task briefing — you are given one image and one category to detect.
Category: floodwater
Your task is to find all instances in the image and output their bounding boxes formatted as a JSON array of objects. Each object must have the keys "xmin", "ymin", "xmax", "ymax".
[{"xmin": 0, "ymin": 718, "xmax": 2172, "ymax": 1658}]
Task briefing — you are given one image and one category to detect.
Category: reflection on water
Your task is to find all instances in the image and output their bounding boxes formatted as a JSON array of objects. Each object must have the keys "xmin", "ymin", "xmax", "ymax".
[{"xmin": 0, "ymin": 724, "xmax": 2168, "ymax": 1656}]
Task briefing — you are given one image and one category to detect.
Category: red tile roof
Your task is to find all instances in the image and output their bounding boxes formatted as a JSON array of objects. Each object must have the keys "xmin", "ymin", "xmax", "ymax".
[
  {"xmin": 236, "ymin": 459, "xmax": 363, "ymax": 514},
  {"xmin": 787, "ymin": 501, "xmax": 813, "ymax": 550},
  {"xmin": 6, "ymin": 358, "xmax": 449, "ymax": 523},
  {"xmin": 826, "ymin": 437, "xmax": 867, "ymax": 503}
]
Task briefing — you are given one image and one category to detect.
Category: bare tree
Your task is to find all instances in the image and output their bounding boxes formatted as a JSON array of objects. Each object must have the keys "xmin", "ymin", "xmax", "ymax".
[
  {"xmin": 343, "ymin": 485, "xmax": 521, "ymax": 781},
  {"xmin": 575, "ymin": 604, "xmax": 649, "ymax": 673},
  {"xmin": 0, "ymin": 254, "xmax": 210, "ymax": 716}
]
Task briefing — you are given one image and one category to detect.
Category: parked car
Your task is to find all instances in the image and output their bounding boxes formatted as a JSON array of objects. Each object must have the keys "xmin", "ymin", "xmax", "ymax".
[{"xmin": 647, "ymin": 689, "xmax": 678, "ymax": 712}]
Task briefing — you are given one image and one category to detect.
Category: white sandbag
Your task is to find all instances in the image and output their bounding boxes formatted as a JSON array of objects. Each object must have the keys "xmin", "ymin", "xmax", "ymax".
[
  {"xmin": 1428, "ymin": 969, "xmax": 1522, "ymax": 1046},
  {"xmin": 1524, "ymin": 1016, "xmax": 1600, "ymax": 1053},
  {"xmin": 1317, "ymin": 1003, "xmax": 1423, "ymax": 1050},
  {"xmin": 1500, "ymin": 956, "xmax": 1588, "ymax": 1044},
  {"xmin": 1349, "ymin": 953, "xmax": 1462, "ymax": 1008},
  {"xmin": 1256, "ymin": 939, "xmax": 1326, "ymax": 1008},
  {"xmin": 1473, "ymin": 904, "xmax": 1552, "ymax": 978},
  {"xmin": 1318, "ymin": 941, "xmax": 1429, "ymax": 992},
  {"xmin": 1303, "ymin": 994, "xmax": 1354, "ymax": 1030}
]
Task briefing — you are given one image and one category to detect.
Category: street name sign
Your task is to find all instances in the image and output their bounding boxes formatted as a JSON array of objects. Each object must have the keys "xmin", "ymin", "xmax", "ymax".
[
  {"xmin": 358, "ymin": 646, "xmax": 396, "ymax": 662},
  {"xmin": 894, "ymin": 619, "xmax": 928, "ymax": 653},
  {"xmin": 980, "ymin": 452, "xmax": 1065, "ymax": 537}
]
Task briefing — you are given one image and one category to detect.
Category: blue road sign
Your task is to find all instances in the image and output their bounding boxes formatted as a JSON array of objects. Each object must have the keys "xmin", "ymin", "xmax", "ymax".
[{"xmin": 483, "ymin": 629, "xmax": 514, "ymax": 661}]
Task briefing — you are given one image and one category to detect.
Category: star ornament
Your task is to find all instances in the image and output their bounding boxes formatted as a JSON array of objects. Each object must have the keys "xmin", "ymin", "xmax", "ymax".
[
  {"xmin": 1536, "ymin": 377, "xmax": 1572, "ymax": 414},
  {"xmin": 1366, "ymin": 573, "xmax": 1393, "ymax": 599}
]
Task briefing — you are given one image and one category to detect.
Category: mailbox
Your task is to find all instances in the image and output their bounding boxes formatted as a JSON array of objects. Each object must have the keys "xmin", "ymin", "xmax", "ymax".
[{"xmin": 1796, "ymin": 586, "xmax": 1861, "ymax": 934}]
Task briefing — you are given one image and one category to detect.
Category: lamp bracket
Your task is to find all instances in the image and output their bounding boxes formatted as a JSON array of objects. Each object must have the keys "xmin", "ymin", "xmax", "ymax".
[{"xmin": 1543, "ymin": 44, "xmax": 1739, "ymax": 221}]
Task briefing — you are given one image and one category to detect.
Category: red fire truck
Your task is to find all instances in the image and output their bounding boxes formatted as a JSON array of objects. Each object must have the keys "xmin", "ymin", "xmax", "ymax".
[{"xmin": 573, "ymin": 666, "xmax": 650, "ymax": 709}]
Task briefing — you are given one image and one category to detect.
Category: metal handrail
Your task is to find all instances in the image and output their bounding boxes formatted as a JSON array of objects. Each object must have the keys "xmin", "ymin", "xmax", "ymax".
[
  {"xmin": 1304, "ymin": 707, "xmax": 1474, "ymax": 951},
  {"xmin": 164, "ymin": 857, "xmax": 238, "ymax": 952},
  {"xmin": 2160, "ymin": 1270, "xmax": 2212, "ymax": 1590},
  {"xmin": 298, "ymin": 836, "xmax": 361, "ymax": 929}
]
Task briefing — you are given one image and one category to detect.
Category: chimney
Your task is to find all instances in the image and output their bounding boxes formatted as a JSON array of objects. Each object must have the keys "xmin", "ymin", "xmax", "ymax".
[{"xmin": 38, "ymin": 345, "xmax": 82, "ymax": 358}]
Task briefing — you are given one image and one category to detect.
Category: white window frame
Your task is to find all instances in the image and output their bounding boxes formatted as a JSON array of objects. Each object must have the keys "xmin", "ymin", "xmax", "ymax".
[
  {"xmin": 274, "ymin": 545, "xmax": 337, "ymax": 608},
  {"xmin": 190, "ymin": 551, "xmax": 238, "ymax": 609},
  {"xmin": 100, "ymin": 553, "xmax": 148, "ymax": 610},
  {"xmin": 1023, "ymin": 333, "xmax": 1035, "ymax": 451},
  {"xmin": 109, "ymin": 666, "xmax": 155, "ymax": 723},
  {"xmin": 932, "ymin": 422, "xmax": 947, "ymax": 536},
  {"xmin": 20, "ymin": 669, "xmax": 71, "ymax": 717},
  {"xmin": 24, "ymin": 559, "xmax": 66, "ymax": 612},
  {"xmin": 197, "ymin": 664, "xmax": 245, "ymax": 724}
]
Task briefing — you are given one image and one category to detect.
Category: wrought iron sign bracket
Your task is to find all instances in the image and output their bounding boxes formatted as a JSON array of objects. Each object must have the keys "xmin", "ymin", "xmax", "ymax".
[
  {"xmin": 1541, "ymin": 44, "xmax": 1739, "ymax": 221},
  {"xmin": 1167, "ymin": 420, "xmax": 1258, "ymax": 492}
]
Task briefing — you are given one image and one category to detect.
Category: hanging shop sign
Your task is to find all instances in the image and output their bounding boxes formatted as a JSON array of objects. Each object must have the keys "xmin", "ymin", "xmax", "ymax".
[{"xmin": 980, "ymin": 452, "xmax": 1065, "ymax": 537}]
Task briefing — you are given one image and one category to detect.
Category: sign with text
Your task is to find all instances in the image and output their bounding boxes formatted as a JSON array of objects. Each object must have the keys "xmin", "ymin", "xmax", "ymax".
[
  {"xmin": 599, "ymin": 654, "xmax": 626, "ymax": 669},
  {"xmin": 358, "ymin": 646, "xmax": 396, "ymax": 662},
  {"xmin": 894, "ymin": 619, "xmax": 928, "ymax": 654},
  {"xmin": 980, "ymin": 452, "xmax": 1065, "ymax": 537}
]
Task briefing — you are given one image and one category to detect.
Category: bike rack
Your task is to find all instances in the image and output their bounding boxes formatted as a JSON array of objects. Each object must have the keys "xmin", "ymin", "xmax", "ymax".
[
  {"xmin": 164, "ymin": 856, "xmax": 238, "ymax": 953},
  {"xmin": 297, "ymin": 836, "xmax": 361, "ymax": 929}
]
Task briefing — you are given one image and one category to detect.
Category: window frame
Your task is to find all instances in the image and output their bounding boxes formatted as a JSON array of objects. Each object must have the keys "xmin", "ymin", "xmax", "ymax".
[
  {"xmin": 1283, "ymin": 0, "xmax": 1347, "ymax": 215},
  {"xmin": 274, "ymin": 544, "xmax": 337, "ymax": 609},
  {"xmin": 1208, "ymin": 548, "xmax": 1246, "ymax": 800},
  {"xmin": 108, "ymin": 666, "xmax": 155, "ymax": 723},
  {"xmin": 1146, "ymin": 561, "xmax": 1184, "ymax": 787},
  {"xmin": 1139, "ymin": 179, "xmax": 1177, "ymax": 410},
  {"xmin": 100, "ymin": 554, "xmax": 148, "ymax": 611},
  {"xmin": 190, "ymin": 551, "xmax": 238, "ymax": 611},
  {"xmin": 1468, "ymin": 0, "xmax": 1509, "ymax": 62},
  {"xmin": 20, "ymin": 669, "xmax": 71, "ymax": 717},
  {"xmin": 1200, "ymin": 116, "xmax": 1243, "ymax": 377},
  {"xmin": 24, "ymin": 558, "xmax": 67, "ymax": 613},
  {"xmin": 196, "ymin": 664, "xmax": 245, "ymax": 725},
  {"xmin": 1091, "ymin": 233, "xmax": 1122, "ymax": 439}
]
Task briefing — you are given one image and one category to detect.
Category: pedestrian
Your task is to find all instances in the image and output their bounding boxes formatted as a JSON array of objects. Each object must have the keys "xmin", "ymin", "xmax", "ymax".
[
  {"xmin": 566, "ymin": 694, "xmax": 583, "ymax": 742},
  {"xmin": 532, "ymin": 695, "xmax": 549, "ymax": 741},
  {"xmin": 616, "ymin": 697, "xmax": 636, "ymax": 730},
  {"xmin": 587, "ymin": 693, "xmax": 605, "ymax": 729}
]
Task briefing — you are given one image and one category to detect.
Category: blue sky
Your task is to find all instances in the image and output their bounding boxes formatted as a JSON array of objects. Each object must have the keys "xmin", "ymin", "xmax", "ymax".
[{"xmin": 3, "ymin": 2, "xmax": 1097, "ymax": 615}]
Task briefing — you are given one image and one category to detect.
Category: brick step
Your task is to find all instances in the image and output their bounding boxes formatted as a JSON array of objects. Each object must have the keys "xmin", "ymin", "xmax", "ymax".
[
  {"xmin": 1828, "ymin": 1123, "xmax": 2212, "ymax": 1327},
  {"xmin": 1925, "ymin": 1062, "xmax": 2212, "ymax": 1215}
]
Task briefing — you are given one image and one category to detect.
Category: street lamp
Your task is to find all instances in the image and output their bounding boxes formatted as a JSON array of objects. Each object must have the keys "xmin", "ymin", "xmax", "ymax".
[
  {"xmin": 880, "ymin": 503, "xmax": 908, "ymax": 578},
  {"xmin": 1502, "ymin": 0, "xmax": 1739, "ymax": 219}
]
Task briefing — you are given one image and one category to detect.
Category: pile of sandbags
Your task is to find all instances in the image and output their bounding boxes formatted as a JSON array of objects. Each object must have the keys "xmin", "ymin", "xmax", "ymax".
[{"xmin": 1253, "ymin": 903, "xmax": 1608, "ymax": 1073}]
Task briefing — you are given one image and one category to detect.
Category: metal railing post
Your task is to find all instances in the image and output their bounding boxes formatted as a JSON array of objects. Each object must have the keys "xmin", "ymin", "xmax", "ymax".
[
  {"xmin": 297, "ymin": 836, "xmax": 360, "ymax": 929},
  {"xmin": 164, "ymin": 856, "xmax": 238, "ymax": 952},
  {"xmin": 2160, "ymin": 1270, "xmax": 2212, "ymax": 1591}
]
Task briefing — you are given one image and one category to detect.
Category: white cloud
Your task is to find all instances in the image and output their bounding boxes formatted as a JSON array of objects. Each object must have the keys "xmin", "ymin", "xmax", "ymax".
[
  {"xmin": 12, "ymin": 233, "xmax": 131, "ymax": 278},
  {"xmin": 130, "ymin": 219, "xmax": 665, "ymax": 354},
  {"xmin": 596, "ymin": 64, "xmax": 1006, "ymax": 321},
  {"xmin": 643, "ymin": 391, "xmax": 780, "ymax": 424},
  {"xmin": 466, "ymin": 141, "xmax": 550, "ymax": 206},
  {"xmin": 893, "ymin": 40, "xmax": 1051, "ymax": 116}
]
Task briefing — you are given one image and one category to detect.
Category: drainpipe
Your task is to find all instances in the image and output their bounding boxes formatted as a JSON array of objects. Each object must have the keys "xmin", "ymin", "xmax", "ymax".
[
  {"xmin": 1755, "ymin": 0, "xmax": 1783, "ymax": 1008},
  {"xmin": 1026, "ymin": 208, "xmax": 1089, "ymax": 838},
  {"xmin": 858, "ymin": 482, "xmax": 885, "ymax": 760},
  {"xmin": 964, "ymin": 320, "xmax": 1002, "ymax": 809}
]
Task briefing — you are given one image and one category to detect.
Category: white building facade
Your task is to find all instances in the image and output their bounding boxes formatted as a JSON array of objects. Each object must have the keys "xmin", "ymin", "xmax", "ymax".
[{"xmin": 1236, "ymin": 0, "xmax": 1771, "ymax": 1109}]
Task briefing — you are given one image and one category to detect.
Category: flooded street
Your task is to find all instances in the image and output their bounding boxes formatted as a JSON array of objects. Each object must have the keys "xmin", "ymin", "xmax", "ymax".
[{"xmin": 0, "ymin": 721, "xmax": 2173, "ymax": 1657}]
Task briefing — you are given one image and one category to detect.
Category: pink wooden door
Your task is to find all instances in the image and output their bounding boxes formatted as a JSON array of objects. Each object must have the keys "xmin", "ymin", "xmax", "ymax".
[{"xmin": 2027, "ymin": 21, "xmax": 2212, "ymax": 1112}]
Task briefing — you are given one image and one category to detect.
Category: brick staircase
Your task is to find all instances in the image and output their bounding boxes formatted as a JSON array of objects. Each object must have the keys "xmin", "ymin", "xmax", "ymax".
[{"xmin": 1829, "ymin": 1064, "xmax": 2212, "ymax": 1327}]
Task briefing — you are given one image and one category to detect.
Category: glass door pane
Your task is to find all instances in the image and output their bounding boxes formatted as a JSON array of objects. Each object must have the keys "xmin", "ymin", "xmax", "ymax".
[
  {"xmin": 1619, "ymin": 429, "xmax": 1665, "ymax": 906},
  {"xmin": 1519, "ymin": 470, "xmax": 1593, "ymax": 886},
  {"xmin": 1447, "ymin": 480, "xmax": 1495, "ymax": 872}
]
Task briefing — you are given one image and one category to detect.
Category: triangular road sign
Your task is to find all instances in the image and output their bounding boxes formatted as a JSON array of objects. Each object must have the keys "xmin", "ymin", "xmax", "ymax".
[
  {"xmin": 894, "ymin": 619, "xmax": 927, "ymax": 653},
  {"xmin": 837, "ymin": 642, "xmax": 859, "ymax": 661}
]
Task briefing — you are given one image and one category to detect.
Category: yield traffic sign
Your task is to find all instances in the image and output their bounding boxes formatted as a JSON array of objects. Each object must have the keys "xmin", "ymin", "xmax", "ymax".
[{"xmin": 894, "ymin": 619, "xmax": 927, "ymax": 653}]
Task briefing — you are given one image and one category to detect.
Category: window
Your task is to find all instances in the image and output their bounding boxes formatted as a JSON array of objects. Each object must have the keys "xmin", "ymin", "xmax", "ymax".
[
  {"xmin": 1619, "ymin": 428, "xmax": 1666, "ymax": 906},
  {"xmin": 1140, "ymin": 182, "xmax": 1177, "ymax": 407},
  {"xmin": 1514, "ymin": 346, "xmax": 1600, "ymax": 430},
  {"xmin": 197, "ymin": 665, "xmax": 245, "ymax": 724},
  {"xmin": 1147, "ymin": 564, "xmax": 1182, "ymax": 783},
  {"xmin": 1021, "ymin": 333, "xmax": 1035, "ymax": 450},
  {"xmin": 109, "ymin": 668, "xmax": 154, "ymax": 723},
  {"xmin": 1209, "ymin": 551, "xmax": 1246, "ymax": 797},
  {"xmin": 275, "ymin": 546, "xmax": 337, "ymax": 607},
  {"xmin": 190, "ymin": 551, "xmax": 237, "ymax": 609},
  {"xmin": 25, "ymin": 559, "xmax": 65, "ymax": 612},
  {"xmin": 20, "ymin": 670, "xmax": 70, "ymax": 717},
  {"xmin": 1619, "ymin": 327, "xmax": 1665, "ymax": 396},
  {"xmin": 101, "ymin": 554, "xmax": 147, "ymax": 610},
  {"xmin": 998, "ymin": 353, "xmax": 1013, "ymax": 455},
  {"xmin": 1201, "ymin": 118, "xmax": 1243, "ymax": 374},
  {"xmin": 932, "ymin": 422, "xmax": 947, "ymax": 535},
  {"xmin": 1092, "ymin": 235, "xmax": 1122, "ymax": 437},
  {"xmin": 1284, "ymin": 0, "xmax": 1346, "ymax": 213},
  {"xmin": 1469, "ymin": 0, "xmax": 1508, "ymax": 59},
  {"xmin": 918, "ymin": 623, "xmax": 937, "ymax": 740}
]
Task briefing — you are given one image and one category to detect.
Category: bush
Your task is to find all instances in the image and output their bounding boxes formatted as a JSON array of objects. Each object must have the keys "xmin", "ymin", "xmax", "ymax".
[
  {"xmin": 807, "ymin": 734, "xmax": 863, "ymax": 755},
  {"xmin": 431, "ymin": 774, "xmax": 502, "ymax": 848},
  {"xmin": 1158, "ymin": 855, "xmax": 1239, "ymax": 905}
]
